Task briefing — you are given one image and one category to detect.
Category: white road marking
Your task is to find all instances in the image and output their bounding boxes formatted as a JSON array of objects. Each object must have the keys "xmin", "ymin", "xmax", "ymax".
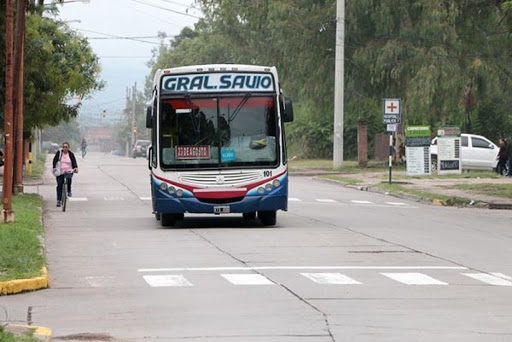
[
  {"xmin": 351, "ymin": 200, "xmax": 373, "ymax": 204},
  {"xmin": 288, "ymin": 198, "xmax": 302, "ymax": 202},
  {"xmin": 86, "ymin": 276, "xmax": 115, "ymax": 287},
  {"xmin": 316, "ymin": 199, "xmax": 337, "ymax": 203},
  {"xmin": 385, "ymin": 202, "xmax": 407, "ymax": 206},
  {"xmin": 462, "ymin": 273, "xmax": 512, "ymax": 286},
  {"xmin": 143, "ymin": 275, "xmax": 193, "ymax": 287},
  {"xmin": 138, "ymin": 266, "xmax": 468, "ymax": 272},
  {"xmin": 140, "ymin": 197, "xmax": 152, "ymax": 201},
  {"xmin": 68, "ymin": 197, "xmax": 88, "ymax": 201},
  {"xmin": 104, "ymin": 196, "xmax": 125, "ymax": 201},
  {"xmin": 302, "ymin": 273, "xmax": 361, "ymax": 285},
  {"xmin": 222, "ymin": 274, "xmax": 274, "ymax": 285},
  {"xmin": 381, "ymin": 272, "xmax": 448, "ymax": 285},
  {"xmin": 491, "ymin": 272, "xmax": 512, "ymax": 280}
]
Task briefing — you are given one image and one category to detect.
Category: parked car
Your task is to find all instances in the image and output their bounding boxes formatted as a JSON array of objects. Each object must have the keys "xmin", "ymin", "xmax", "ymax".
[
  {"xmin": 42, "ymin": 141, "xmax": 59, "ymax": 153},
  {"xmin": 430, "ymin": 133, "xmax": 499, "ymax": 172},
  {"xmin": 132, "ymin": 139, "xmax": 150, "ymax": 158}
]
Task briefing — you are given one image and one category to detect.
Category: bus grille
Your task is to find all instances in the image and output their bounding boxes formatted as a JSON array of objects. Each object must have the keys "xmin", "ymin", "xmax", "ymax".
[{"xmin": 179, "ymin": 171, "xmax": 260, "ymax": 186}]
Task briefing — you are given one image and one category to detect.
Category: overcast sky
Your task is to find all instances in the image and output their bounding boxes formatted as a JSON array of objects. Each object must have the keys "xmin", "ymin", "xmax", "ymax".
[{"xmin": 56, "ymin": 0, "xmax": 200, "ymax": 123}]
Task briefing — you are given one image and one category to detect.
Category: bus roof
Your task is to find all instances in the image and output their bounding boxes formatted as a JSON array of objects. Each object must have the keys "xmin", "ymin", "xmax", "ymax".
[{"xmin": 154, "ymin": 64, "xmax": 278, "ymax": 84}]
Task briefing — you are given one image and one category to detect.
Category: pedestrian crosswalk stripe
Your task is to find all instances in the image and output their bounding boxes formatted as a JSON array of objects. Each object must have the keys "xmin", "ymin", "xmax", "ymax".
[
  {"xmin": 301, "ymin": 273, "xmax": 361, "ymax": 285},
  {"xmin": 221, "ymin": 274, "xmax": 274, "ymax": 285},
  {"xmin": 316, "ymin": 199, "xmax": 337, "ymax": 203},
  {"xmin": 491, "ymin": 272, "xmax": 512, "ymax": 280},
  {"xmin": 143, "ymin": 275, "xmax": 193, "ymax": 287},
  {"xmin": 104, "ymin": 196, "xmax": 125, "ymax": 201},
  {"xmin": 385, "ymin": 202, "xmax": 407, "ymax": 206},
  {"xmin": 462, "ymin": 273, "xmax": 512, "ymax": 286},
  {"xmin": 381, "ymin": 272, "xmax": 448, "ymax": 285},
  {"xmin": 351, "ymin": 200, "xmax": 373, "ymax": 204},
  {"xmin": 288, "ymin": 198, "xmax": 302, "ymax": 202},
  {"xmin": 68, "ymin": 197, "xmax": 88, "ymax": 201}
]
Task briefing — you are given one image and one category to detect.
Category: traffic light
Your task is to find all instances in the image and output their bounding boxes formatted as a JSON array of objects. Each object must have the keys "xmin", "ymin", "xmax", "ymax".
[
  {"xmin": 133, "ymin": 126, "xmax": 137, "ymax": 134},
  {"xmin": 101, "ymin": 109, "xmax": 106, "ymax": 118}
]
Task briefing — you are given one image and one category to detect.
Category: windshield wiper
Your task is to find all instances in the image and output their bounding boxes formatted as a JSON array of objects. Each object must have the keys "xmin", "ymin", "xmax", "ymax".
[{"xmin": 228, "ymin": 92, "xmax": 251, "ymax": 123}]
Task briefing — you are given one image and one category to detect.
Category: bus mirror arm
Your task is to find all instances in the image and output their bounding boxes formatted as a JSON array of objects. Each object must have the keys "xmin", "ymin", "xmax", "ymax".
[
  {"xmin": 283, "ymin": 99, "xmax": 294, "ymax": 122},
  {"xmin": 146, "ymin": 106, "xmax": 153, "ymax": 128}
]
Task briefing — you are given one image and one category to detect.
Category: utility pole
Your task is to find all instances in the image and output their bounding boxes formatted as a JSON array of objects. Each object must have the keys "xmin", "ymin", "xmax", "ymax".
[
  {"xmin": 132, "ymin": 82, "xmax": 137, "ymax": 148},
  {"xmin": 333, "ymin": 0, "xmax": 345, "ymax": 169},
  {"xmin": 2, "ymin": 0, "xmax": 15, "ymax": 222},
  {"xmin": 14, "ymin": 0, "xmax": 27, "ymax": 195}
]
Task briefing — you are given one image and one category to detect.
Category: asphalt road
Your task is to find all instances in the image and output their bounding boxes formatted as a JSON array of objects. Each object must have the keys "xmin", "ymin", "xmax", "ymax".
[{"xmin": 1, "ymin": 152, "xmax": 512, "ymax": 342}]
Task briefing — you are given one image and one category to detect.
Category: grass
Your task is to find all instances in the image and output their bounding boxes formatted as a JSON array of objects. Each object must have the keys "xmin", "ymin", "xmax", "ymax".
[
  {"xmin": 0, "ymin": 326, "xmax": 40, "ymax": 342},
  {"xmin": 374, "ymin": 183, "xmax": 473, "ymax": 206},
  {"xmin": 321, "ymin": 175, "xmax": 362, "ymax": 185},
  {"xmin": 452, "ymin": 183, "xmax": 512, "ymax": 199},
  {"xmin": 289, "ymin": 158, "xmax": 405, "ymax": 173},
  {"xmin": 0, "ymin": 194, "xmax": 45, "ymax": 282}
]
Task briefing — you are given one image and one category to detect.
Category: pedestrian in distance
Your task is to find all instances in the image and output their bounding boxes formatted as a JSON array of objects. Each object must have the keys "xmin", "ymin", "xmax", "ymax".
[
  {"xmin": 507, "ymin": 139, "xmax": 512, "ymax": 177},
  {"xmin": 81, "ymin": 138, "xmax": 88, "ymax": 158},
  {"xmin": 53, "ymin": 142, "xmax": 78, "ymax": 207},
  {"xmin": 497, "ymin": 139, "xmax": 508, "ymax": 176}
]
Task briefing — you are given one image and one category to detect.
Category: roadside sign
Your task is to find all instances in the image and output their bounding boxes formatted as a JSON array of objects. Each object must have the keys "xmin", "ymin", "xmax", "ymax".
[
  {"xmin": 383, "ymin": 99, "xmax": 401, "ymax": 124},
  {"xmin": 387, "ymin": 124, "xmax": 397, "ymax": 132},
  {"xmin": 437, "ymin": 126, "xmax": 461, "ymax": 175},
  {"xmin": 405, "ymin": 126, "xmax": 431, "ymax": 176}
]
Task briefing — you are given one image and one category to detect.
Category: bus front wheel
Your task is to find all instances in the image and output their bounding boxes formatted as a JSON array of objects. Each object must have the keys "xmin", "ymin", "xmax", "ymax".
[
  {"xmin": 258, "ymin": 210, "xmax": 276, "ymax": 226},
  {"xmin": 161, "ymin": 214, "xmax": 176, "ymax": 227}
]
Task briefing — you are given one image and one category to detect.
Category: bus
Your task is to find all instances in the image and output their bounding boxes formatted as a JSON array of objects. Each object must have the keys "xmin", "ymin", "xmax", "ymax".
[{"xmin": 146, "ymin": 64, "xmax": 294, "ymax": 227}]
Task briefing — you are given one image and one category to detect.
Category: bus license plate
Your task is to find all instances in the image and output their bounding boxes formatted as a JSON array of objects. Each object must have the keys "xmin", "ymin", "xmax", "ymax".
[{"xmin": 214, "ymin": 206, "xmax": 230, "ymax": 214}]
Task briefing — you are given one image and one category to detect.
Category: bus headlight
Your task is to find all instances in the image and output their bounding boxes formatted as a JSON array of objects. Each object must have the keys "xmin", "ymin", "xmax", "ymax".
[
  {"xmin": 176, "ymin": 189, "xmax": 183, "ymax": 197},
  {"xmin": 160, "ymin": 182, "xmax": 168, "ymax": 191},
  {"xmin": 272, "ymin": 179, "xmax": 281, "ymax": 188},
  {"xmin": 265, "ymin": 183, "xmax": 273, "ymax": 192},
  {"xmin": 168, "ymin": 186, "xmax": 176, "ymax": 194},
  {"xmin": 257, "ymin": 187, "xmax": 265, "ymax": 194}
]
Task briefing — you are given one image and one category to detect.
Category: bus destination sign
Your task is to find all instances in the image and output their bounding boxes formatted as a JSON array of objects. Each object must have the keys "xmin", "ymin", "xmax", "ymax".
[
  {"xmin": 176, "ymin": 146, "xmax": 211, "ymax": 160},
  {"xmin": 162, "ymin": 73, "xmax": 275, "ymax": 93}
]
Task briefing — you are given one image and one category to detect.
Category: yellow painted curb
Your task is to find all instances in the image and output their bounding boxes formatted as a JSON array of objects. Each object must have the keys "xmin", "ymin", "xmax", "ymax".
[
  {"xmin": 432, "ymin": 199, "xmax": 445, "ymax": 206},
  {"xmin": 4, "ymin": 324, "xmax": 52, "ymax": 341},
  {"xmin": 0, "ymin": 267, "xmax": 48, "ymax": 295}
]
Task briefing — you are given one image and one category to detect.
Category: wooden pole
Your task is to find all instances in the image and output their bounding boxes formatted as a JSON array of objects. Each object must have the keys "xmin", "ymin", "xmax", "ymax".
[
  {"xmin": 3, "ymin": 0, "xmax": 16, "ymax": 222},
  {"xmin": 14, "ymin": 0, "xmax": 26, "ymax": 195}
]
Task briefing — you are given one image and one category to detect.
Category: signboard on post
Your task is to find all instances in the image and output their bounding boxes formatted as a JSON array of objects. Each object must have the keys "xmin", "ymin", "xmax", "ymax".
[
  {"xmin": 405, "ymin": 126, "xmax": 431, "ymax": 176},
  {"xmin": 383, "ymin": 99, "xmax": 401, "ymax": 124},
  {"xmin": 437, "ymin": 126, "xmax": 461, "ymax": 175},
  {"xmin": 383, "ymin": 99, "xmax": 401, "ymax": 183}
]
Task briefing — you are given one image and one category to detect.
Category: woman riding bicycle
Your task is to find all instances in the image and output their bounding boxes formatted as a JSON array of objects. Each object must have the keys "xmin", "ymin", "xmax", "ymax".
[{"xmin": 52, "ymin": 142, "xmax": 78, "ymax": 207}]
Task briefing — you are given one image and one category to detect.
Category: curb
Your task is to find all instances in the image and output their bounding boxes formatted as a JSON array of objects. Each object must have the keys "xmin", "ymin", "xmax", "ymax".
[
  {"xmin": 313, "ymin": 176, "xmax": 505, "ymax": 209},
  {"xmin": 4, "ymin": 324, "xmax": 52, "ymax": 342},
  {"xmin": 0, "ymin": 267, "xmax": 49, "ymax": 296}
]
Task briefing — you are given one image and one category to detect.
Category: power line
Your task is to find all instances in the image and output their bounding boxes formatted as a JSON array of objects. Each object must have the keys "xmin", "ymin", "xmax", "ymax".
[
  {"xmin": 76, "ymin": 28, "xmax": 160, "ymax": 45},
  {"xmin": 130, "ymin": 0, "xmax": 201, "ymax": 19}
]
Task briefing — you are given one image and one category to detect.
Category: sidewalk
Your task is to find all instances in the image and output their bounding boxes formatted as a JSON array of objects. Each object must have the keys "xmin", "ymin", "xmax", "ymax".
[{"xmin": 291, "ymin": 168, "xmax": 512, "ymax": 209}]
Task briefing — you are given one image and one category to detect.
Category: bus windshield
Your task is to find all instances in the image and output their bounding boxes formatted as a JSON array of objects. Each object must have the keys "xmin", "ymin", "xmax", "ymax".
[{"xmin": 159, "ymin": 95, "xmax": 279, "ymax": 169}]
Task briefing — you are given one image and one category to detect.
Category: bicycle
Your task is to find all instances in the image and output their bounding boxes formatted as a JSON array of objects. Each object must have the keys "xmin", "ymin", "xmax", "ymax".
[{"xmin": 61, "ymin": 170, "xmax": 76, "ymax": 212}]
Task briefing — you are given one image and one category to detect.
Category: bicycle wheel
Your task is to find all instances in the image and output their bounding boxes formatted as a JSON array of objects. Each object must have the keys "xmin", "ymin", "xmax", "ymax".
[{"xmin": 62, "ymin": 180, "xmax": 67, "ymax": 212}]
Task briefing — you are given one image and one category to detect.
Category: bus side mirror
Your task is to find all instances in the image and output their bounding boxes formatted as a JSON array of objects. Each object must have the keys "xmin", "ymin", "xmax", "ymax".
[
  {"xmin": 283, "ymin": 99, "xmax": 294, "ymax": 122},
  {"xmin": 148, "ymin": 146, "xmax": 153, "ymax": 170},
  {"xmin": 146, "ymin": 106, "xmax": 153, "ymax": 128}
]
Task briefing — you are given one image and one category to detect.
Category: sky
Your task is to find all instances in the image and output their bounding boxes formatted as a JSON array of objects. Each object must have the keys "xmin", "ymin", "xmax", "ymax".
[{"xmin": 55, "ymin": 0, "xmax": 200, "ymax": 125}]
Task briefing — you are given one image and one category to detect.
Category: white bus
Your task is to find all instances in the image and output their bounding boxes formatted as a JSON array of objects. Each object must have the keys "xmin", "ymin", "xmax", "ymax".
[{"xmin": 146, "ymin": 64, "xmax": 294, "ymax": 227}]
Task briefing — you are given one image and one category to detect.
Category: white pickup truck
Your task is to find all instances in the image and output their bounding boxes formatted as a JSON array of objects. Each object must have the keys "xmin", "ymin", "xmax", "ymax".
[{"xmin": 430, "ymin": 133, "xmax": 499, "ymax": 172}]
